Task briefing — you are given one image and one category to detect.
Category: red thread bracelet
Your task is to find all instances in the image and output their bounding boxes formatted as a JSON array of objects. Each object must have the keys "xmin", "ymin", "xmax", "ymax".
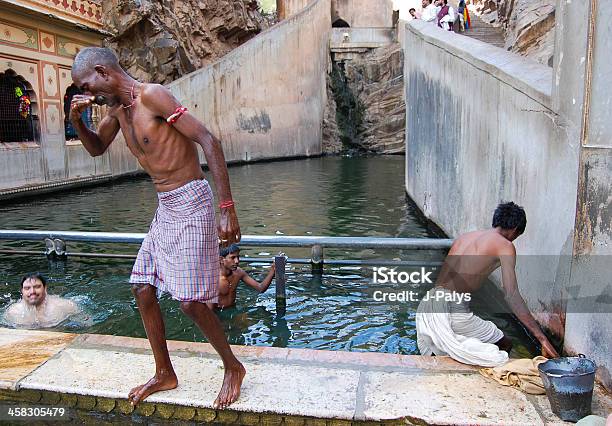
[
  {"xmin": 219, "ymin": 200, "xmax": 235, "ymax": 209},
  {"xmin": 167, "ymin": 106, "xmax": 188, "ymax": 124}
]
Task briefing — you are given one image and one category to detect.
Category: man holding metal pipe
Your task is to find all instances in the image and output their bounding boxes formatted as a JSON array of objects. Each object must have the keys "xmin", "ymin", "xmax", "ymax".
[
  {"xmin": 69, "ymin": 47, "xmax": 244, "ymax": 409},
  {"xmin": 211, "ymin": 244, "xmax": 276, "ymax": 310}
]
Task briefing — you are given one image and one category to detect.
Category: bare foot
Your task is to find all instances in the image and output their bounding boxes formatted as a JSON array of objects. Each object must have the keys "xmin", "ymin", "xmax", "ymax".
[
  {"xmin": 213, "ymin": 362, "xmax": 246, "ymax": 409},
  {"xmin": 128, "ymin": 372, "xmax": 178, "ymax": 406}
]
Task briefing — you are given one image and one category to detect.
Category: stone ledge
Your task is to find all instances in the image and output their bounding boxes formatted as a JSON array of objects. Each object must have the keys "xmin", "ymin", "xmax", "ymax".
[{"xmin": 1, "ymin": 328, "xmax": 610, "ymax": 424}]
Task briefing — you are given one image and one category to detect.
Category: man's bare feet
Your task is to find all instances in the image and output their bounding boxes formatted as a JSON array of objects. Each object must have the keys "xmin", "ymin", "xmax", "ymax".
[
  {"xmin": 128, "ymin": 371, "xmax": 178, "ymax": 406},
  {"xmin": 213, "ymin": 361, "xmax": 246, "ymax": 409}
]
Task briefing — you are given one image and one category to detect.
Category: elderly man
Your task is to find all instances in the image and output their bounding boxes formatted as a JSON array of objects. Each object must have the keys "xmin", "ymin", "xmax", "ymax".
[
  {"xmin": 69, "ymin": 47, "xmax": 244, "ymax": 408},
  {"xmin": 3, "ymin": 273, "xmax": 78, "ymax": 328}
]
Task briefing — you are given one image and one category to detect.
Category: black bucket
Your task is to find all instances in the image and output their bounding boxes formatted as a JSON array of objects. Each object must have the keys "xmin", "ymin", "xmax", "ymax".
[{"xmin": 538, "ymin": 355, "xmax": 597, "ymax": 423}]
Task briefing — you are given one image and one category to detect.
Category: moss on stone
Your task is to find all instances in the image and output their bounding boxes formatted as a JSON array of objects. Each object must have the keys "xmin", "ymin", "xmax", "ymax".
[
  {"xmin": 115, "ymin": 399, "xmax": 134, "ymax": 415},
  {"xmin": 260, "ymin": 413, "xmax": 284, "ymax": 425},
  {"xmin": 95, "ymin": 397, "xmax": 116, "ymax": 413},
  {"xmin": 195, "ymin": 407, "xmax": 218, "ymax": 422},
  {"xmin": 76, "ymin": 395, "xmax": 97, "ymax": 411},
  {"xmin": 134, "ymin": 401, "xmax": 156, "ymax": 417},
  {"xmin": 155, "ymin": 403, "xmax": 176, "ymax": 419},
  {"xmin": 172, "ymin": 405, "xmax": 196, "ymax": 421},
  {"xmin": 239, "ymin": 412, "xmax": 261, "ymax": 425},
  {"xmin": 40, "ymin": 390, "xmax": 61, "ymax": 405},
  {"xmin": 215, "ymin": 409, "xmax": 240, "ymax": 423},
  {"xmin": 59, "ymin": 393, "xmax": 78, "ymax": 407}
]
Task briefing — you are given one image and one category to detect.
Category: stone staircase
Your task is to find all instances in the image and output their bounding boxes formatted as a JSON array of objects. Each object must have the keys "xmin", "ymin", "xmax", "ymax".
[{"xmin": 454, "ymin": 3, "xmax": 506, "ymax": 49}]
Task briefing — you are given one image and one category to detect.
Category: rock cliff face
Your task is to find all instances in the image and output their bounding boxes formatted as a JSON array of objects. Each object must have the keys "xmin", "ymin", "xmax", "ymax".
[
  {"xmin": 344, "ymin": 43, "xmax": 405, "ymax": 153},
  {"xmin": 102, "ymin": 0, "xmax": 268, "ymax": 84},
  {"xmin": 472, "ymin": 0, "xmax": 556, "ymax": 66}
]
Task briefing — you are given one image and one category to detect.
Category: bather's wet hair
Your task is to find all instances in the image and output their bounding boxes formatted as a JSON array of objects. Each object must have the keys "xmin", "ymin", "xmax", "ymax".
[
  {"xmin": 21, "ymin": 272, "xmax": 47, "ymax": 288},
  {"xmin": 219, "ymin": 244, "xmax": 240, "ymax": 258},
  {"xmin": 72, "ymin": 47, "xmax": 121, "ymax": 76},
  {"xmin": 492, "ymin": 202, "xmax": 526, "ymax": 234}
]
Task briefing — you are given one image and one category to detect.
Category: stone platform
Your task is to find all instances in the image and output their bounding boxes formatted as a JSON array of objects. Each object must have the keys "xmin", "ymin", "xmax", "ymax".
[{"xmin": 0, "ymin": 328, "xmax": 610, "ymax": 425}]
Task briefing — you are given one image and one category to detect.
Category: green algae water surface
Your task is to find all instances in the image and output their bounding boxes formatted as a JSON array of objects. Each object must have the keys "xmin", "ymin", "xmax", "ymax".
[{"xmin": 0, "ymin": 156, "xmax": 536, "ymax": 357}]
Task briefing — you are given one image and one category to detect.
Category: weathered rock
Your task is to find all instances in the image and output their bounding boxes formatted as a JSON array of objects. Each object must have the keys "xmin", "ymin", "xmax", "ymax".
[
  {"xmin": 102, "ymin": 0, "xmax": 268, "ymax": 84},
  {"xmin": 322, "ymin": 74, "xmax": 343, "ymax": 154},
  {"xmin": 344, "ymin": 43, "xmax": 405, "ymax": 153},
  {"xmin": 470, "ymin": 0, "xmax": 555, "ymax": 66}
]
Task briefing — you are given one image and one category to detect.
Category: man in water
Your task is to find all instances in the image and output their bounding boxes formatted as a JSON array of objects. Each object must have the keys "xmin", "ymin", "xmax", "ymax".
[
  {"xmin": 416, "ymin": 202, "xmax": 560, "ymax": 367},
  {"xmin": 3, "ymin": 273, "xmax": 78, "ymax": 328},
  {"xmin": 70, "ymin": 47, "xmax": 244, "ymax": 408},
  {"xmin": 212, "ymin": 244, "xmax": 276, "ymax": 310}
]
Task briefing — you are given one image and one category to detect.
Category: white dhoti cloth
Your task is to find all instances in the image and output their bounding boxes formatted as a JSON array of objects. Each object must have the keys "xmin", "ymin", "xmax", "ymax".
[{"xmin": 416, "ymin": 287, "xmax": 509, "ymax": 367}]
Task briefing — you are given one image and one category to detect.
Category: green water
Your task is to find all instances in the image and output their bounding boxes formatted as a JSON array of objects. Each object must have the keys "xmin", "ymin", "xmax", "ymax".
[{"xmin": 0, "ymin": 156, "xmax": 536, "ymax": 356}]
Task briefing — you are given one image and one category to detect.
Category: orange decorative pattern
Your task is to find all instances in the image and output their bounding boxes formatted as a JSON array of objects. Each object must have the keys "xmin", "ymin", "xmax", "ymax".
[{"xmin": 20, "ymin": 0, "xmax": 102, "ymax": 29}]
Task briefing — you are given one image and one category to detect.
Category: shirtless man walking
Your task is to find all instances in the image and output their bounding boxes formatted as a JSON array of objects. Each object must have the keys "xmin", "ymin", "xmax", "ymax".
[
  {"xmin": 70, "ymin": 47, "xmax": 244, "ymax": 408},
  {"xmin": 416, "ymin": 202, "xmax": 559, "ymax": 366}
]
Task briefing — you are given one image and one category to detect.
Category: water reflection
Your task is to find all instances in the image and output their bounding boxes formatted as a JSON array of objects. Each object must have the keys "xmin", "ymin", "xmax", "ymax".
[{"xmin": 0, "ymin": 156, "xmax": 535, "ymax": 356}]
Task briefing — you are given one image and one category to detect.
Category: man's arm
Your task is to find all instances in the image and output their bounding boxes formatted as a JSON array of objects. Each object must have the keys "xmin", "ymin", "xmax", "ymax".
[
  {"xmin": 140, "ymin": 84, "xmax": 240, "ymax": 245},
  {"xmin": 70, "ymin": 96, "xmax": 120, "ymax": 156},
  {"xmin": 240, "ymin": 264, "xmax": 276, "ymax": 293},
  {"xmin": 499, "ymin": 244, "xmax": 560, "ymax": 358}
]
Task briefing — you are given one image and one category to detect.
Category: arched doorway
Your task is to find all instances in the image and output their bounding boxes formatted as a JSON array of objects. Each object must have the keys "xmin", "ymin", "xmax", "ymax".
[
  {"xmin": 0, "ymin": 69, "xmax": 39, "ymax": 143},
  {"xmin": 332, "ymin": 18, "xmax": 350, "ymax": 28}
]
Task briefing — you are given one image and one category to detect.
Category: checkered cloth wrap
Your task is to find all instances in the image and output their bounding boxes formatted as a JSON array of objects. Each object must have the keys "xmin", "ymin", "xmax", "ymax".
[{"xmin": 130, "ymin": 179, "xmax": 219, "ymax": 302}]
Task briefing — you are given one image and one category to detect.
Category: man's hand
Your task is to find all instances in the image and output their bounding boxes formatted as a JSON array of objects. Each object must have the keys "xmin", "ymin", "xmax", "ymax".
[
  {"xmin": 540, "ymin": 338, "xmax": 560, "ymax": 358},
  {"xmin": 219, "ymin": 205, "xmax": 241, "ymax": 247},
  {"xmin": 70, "ymin": 95, "xmax": 93, "ymax": 123}
]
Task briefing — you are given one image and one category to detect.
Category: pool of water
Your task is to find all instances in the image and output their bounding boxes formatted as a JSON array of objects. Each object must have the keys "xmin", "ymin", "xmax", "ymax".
[{"xmin": 0, "ymin": 156, "xmax": 536, "ymax": 356}]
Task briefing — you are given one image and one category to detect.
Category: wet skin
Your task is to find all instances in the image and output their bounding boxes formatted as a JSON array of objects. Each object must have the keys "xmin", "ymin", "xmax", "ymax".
[
  {"xmin": 70, "ymin": 62, "xmax": 243, "ymax": 408},
  {"xmin": 213, "ymin": 252, "xmax": 276, "ymax": 310},
  {"xmin": 436, "ymin": 228, "xmax": 560, "ymax": 358}
]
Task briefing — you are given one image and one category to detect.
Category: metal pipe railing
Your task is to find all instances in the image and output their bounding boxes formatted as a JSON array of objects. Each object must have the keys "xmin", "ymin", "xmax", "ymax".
[{"xmin": 0, "ymin": 230, "xmax": 453, "ymax": 250}]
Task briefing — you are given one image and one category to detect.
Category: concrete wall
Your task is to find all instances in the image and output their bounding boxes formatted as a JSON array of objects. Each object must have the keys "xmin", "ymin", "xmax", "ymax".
[
  {"xmin": 330, "ymin": 28, "xmax": 394, "ymax": 49},
  {"xmin": 401, "ymin": 20, "xmax": 579, "ymax": 340},
  {"xmin": 557, "ymin": 0, "xmax": 612, "ymax": 389},
  {"xmin": 332, "ymin": 0, "xmax": 394, "ymax": 28},
  {"xmin": 167, "ymin": 0, "xmax": 330, "ymax": 165},
  {"xmin": 1, "ymin": 0, "xmax": 331, "ymax": 196},
  {"xmin": 402, "ymin": 16, "xmax": 611, "ymax": 388},
  {"xmin": 278, "ymin": 0, "xmax": 314, "ymax": 19}
]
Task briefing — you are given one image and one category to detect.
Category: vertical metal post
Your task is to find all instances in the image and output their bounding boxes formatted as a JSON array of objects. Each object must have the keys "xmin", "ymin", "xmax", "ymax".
[
  {"xmin": 311, "ymin": 244, "xmax": 324, "ymax": 274},
  {"xmin": 274, "ymin": 255, "xmax": 286, "ymax": 316}
]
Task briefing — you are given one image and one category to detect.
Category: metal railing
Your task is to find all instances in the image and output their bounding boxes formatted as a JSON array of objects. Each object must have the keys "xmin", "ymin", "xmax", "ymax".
[{"xmin": 0, "ymin": 230, "xmax": 451, "ymax": 270}]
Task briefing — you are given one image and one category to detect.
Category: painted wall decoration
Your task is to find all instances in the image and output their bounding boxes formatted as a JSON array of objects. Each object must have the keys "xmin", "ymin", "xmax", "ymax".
[
  {"xmin": 0, "ymin": 22, "xmax": 38, "ymax": 49},
  {"xmin": 44, "ymin": 102, "xmax": 61, "ymax": 135},
  {"xmin": 21, "ymin": 0, "xmax": 102, "ymax": 28},
  {"xmin": 57, "ymin": 36, "xmax": 87, "ymax": 58},
  {"xmin": 42, "ymin": 63, "xmax": 59, "ymax": 98},
  {"xmin": 40, "ymin": 32, "xmax": 56, "ymax": 53}
]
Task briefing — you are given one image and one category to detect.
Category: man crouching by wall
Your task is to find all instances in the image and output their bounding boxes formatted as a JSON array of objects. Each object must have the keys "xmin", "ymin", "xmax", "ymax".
[{"xmin": 416, "ymin": 202, "xmax": 560, "ymax": 367}]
